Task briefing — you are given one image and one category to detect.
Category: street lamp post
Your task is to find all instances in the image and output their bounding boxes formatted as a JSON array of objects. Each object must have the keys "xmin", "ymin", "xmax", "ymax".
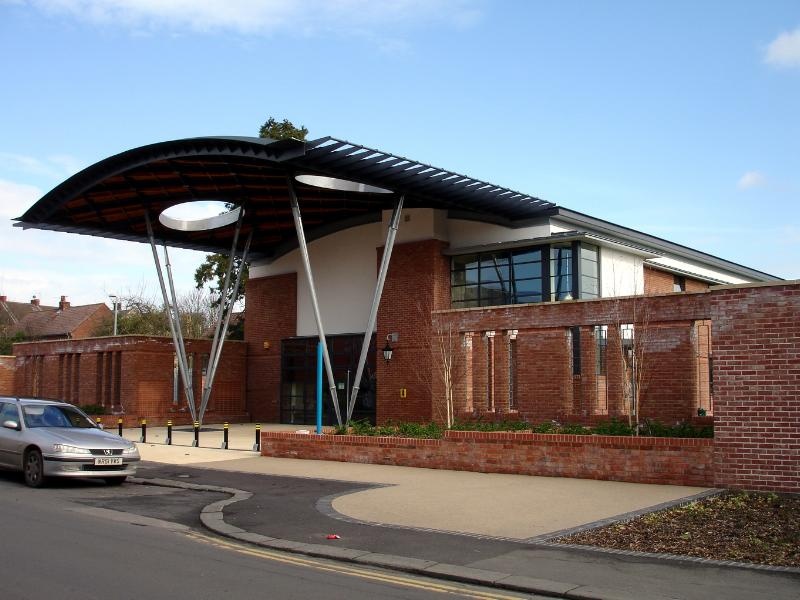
[{"xmin": 109, "ymin": 294, "xmax": 118, "ymax": 336}]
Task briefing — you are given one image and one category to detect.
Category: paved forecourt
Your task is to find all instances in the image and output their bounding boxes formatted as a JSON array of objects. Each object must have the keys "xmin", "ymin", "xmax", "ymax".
[{"xmin": 125, "ymin": 424, "xmax": 711, "ymax": 540}]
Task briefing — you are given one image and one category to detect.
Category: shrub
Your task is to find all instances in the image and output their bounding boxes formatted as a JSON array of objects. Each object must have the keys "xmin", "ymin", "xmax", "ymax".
[{"xmin": 79, "ymin": 404, "xmax": 106, "ymax": 415}]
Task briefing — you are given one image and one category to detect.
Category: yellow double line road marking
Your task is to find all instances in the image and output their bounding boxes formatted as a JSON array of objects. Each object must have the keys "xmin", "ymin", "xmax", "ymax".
[{"xmin": 185, "ymin": 531, "xmax": 523, "ymax": 600}]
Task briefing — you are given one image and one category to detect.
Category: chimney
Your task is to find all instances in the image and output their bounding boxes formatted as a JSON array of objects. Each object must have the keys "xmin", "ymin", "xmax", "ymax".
[
  {"xmin": 31, "ymin": 296, "xmax": 40, "ymax": 307},
  {"xmin": 0, "ymin": 295, "xmax": 6, "ymax": 303},
  {"xmin": 59, "ymin": 295, "xmax": 70, "ymax": 310}
]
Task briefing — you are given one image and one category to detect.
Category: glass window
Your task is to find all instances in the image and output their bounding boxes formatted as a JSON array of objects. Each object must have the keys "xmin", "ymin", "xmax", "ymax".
[
  {"xmin": 551, "ymin": 245, "xmax": 573, "ymax": 301},
  {"xmin": 451, "ymin": 241, "xmax": 596, "ymax": 308},
  {"xmin": 580, "ymin": 244, "xmax": 600, "ymax": 299}
]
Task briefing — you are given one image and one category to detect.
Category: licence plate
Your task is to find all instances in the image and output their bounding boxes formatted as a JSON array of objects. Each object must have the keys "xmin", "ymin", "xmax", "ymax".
[{"xmin": 94, "ymin": 457, "xmax": 123, "ymax": 466}]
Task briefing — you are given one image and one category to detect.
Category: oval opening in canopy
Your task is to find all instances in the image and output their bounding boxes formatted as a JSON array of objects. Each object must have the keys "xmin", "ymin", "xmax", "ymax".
[
  {"xmin": 295, "ymin": 174, "xmax": 393, "ymax": 194},
  {"xmin": 159, "ymin": 201, "xmax": 241, "ymax": 232}
]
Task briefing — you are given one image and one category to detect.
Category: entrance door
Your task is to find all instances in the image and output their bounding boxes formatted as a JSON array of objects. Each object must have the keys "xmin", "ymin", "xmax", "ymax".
[{"xmin": 280, "ymin": 333, "xmax": 376, "ymax": 425}]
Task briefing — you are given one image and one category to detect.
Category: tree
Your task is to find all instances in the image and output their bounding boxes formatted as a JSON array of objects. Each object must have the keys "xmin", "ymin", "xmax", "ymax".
[
  {"xmin": 193, "ymin": 116, "xmax": 309, "ymax": 329},
  {"xmin": 258, "ymin": 117, "xmax": 308, "ymax": 140},
  {"xmin": 92, "ymin": 287, "xmax": 216, "ymax": 339}
]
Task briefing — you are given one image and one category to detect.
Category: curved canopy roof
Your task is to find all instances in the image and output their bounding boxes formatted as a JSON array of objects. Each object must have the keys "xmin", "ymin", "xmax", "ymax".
[{"xmin": 15, "ymin": 135, "xmax": 557, "ymax": 262}]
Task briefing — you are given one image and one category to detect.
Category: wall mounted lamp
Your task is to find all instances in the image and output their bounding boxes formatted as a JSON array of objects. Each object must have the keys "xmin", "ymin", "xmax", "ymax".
[{"xmin": 383, "ymin": 332, "xmax": 399, "ymax": 362}]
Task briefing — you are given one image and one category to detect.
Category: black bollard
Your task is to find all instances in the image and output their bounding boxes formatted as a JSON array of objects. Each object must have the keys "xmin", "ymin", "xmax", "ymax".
[
  {"xmin": 117, "ymin": 418, "xmax": 123, "ymax": 437},
  {"xmin": 221, "ymin": 422, "xmax": 229, "ymax": 449},
  {"xmin": 166, "ymin": 420, "xmax": 173, "ymax": 445},
  {"xmin": 139, "ymin": 419, "xmax": 147, "ymax": 443},
  {"xmin": 193, "ymin": 421, "xmax": 199, "ymax": 447},
  {"xmin": 253, "ymin": 423, "xmax": 261, "ymax": 452}
]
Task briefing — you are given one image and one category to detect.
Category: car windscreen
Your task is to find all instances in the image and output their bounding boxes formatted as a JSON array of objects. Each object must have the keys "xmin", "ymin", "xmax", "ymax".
[{"xmin": 22, "ymin": 405, "xmax": 96, "ymax": 429}]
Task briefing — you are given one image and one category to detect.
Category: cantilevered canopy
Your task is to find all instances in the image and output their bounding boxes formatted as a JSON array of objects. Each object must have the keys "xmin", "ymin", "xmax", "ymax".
[{"xmin": 15, "ymin": 135, "xmax": 556, "ymax": 261}]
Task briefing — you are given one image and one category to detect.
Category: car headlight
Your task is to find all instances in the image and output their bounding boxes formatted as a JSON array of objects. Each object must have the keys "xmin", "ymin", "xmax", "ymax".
[
  {"xmin": 52, "ymin": 444, "xmax": 91, "ymax": 455},
  {"xmin": 122, "ymin": 444, "xmax": 139, "ymax": 455}
]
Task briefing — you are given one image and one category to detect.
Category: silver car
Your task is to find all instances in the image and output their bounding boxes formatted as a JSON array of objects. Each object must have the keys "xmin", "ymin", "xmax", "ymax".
[{"xmin": 0, "ymin": 397, "xmax": 140, "ymax": 487}]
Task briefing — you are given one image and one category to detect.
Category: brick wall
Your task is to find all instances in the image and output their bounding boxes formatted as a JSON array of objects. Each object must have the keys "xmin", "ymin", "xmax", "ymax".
[
  {"xmin": 261, "ymin": 430, "xmax": 714, "ymax": 487},
  {"xmin": 0, "ymin": 356, "xmax": 14, "ymax": 395},
  {"xmin": 710, "ymin": 283, "xmax": 800, "ymax": 493},
  {"xmin": 13, "ymin": 335, "xmax": 247, "ymax": 424},
  {"xmin": 376, "ymin": 239, "xmax": 450, "ymax": 424},
  {"xmin": 644, "ymin": 266, "xmax": 710, "ymax": 295},
  {"xmin": 244, "ymin": 273, "xmax": 297, "ymax": 422},
  {"xmin": 434, "ymin": 292, "xmax": 711, "ymax": 426}
]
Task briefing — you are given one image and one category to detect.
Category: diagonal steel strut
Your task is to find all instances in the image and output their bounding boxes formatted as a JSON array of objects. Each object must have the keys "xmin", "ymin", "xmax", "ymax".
[
  {"xmin": 347, "ymin": 195, "xmax": 404, "ymax": 423},
  {"xmin": 197, "ymin": 218, "xmax": 252, "ymax": 424},
  {"xmin": 287, "ymin": 176, "xmax": 343, "ymax": 426},
  {"xmin": 145, "ymin": 213, "xmax": 196, "ymax": 422}
]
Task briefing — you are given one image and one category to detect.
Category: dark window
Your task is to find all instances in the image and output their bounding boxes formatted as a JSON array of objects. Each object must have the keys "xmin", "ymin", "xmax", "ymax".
[
  {"xmin": 570, "ymin": 326, "xmax": 582, "ymax": 375},
  {"xmin": 595, "ymin": 325, "xmax": 608, "ymax": 375},
  {"xmin": 280, "ymin": 334, "xmax": 376, "ymax": 426},
  {"xmin": 673, "ymin": 275, "xmax": 686, "ymax": 292}
]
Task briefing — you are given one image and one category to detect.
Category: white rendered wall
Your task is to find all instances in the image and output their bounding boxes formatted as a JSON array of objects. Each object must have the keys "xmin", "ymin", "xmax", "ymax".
[
  {"xmin": 447, "ymin": 218, "xmax": 551, "ymax": 249},
  {"xmin": 600, "ymin": 246, "xmax": 644, "ymax": 297},
  {"xmin": 248, "ymin": 222, "xmax": 382, "ymax": 336}
]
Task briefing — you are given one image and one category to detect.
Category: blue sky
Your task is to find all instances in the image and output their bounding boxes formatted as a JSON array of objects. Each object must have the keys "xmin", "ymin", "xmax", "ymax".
[{"xmin": 1, "ymin": 0, "xmax": 798, "ymax": 306}]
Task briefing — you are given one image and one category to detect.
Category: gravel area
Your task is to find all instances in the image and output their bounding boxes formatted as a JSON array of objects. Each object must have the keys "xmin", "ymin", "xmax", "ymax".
[{"xmin": 556, "ymin": 491, "xmax": 800, "ymax": 568}]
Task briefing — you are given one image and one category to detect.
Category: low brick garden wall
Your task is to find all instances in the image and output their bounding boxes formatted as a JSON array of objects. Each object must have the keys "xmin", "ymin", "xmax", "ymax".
[{"xmin": 261, "ymin": 430, "xmax": 714, "ymax": 487}]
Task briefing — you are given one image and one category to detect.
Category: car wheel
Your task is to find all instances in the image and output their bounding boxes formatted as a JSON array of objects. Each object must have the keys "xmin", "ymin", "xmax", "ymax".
[
  {"xmin": 24, "ymin": 449, "xmax": 45, "ymax": 488},
  {"xmin": 104, "ymin": 476, "xmax": 127, "ymax": 486}
]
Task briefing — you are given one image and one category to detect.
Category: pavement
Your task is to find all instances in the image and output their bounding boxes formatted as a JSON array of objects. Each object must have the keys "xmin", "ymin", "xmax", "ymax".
[{"xmin": 122, "ymin": 424, "xmax": 800, "ymax": 600}]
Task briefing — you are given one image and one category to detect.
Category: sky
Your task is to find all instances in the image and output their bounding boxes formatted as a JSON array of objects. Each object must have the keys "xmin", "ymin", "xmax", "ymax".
[{"xmin": 0, "ymin": 0, "xmax": 798, "ymax": 307}]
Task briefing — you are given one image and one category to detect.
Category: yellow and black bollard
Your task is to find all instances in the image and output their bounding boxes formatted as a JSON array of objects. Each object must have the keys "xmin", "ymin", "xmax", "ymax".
[
  {"xmin": 166, "ymin": 420, "xmax": 173, "ymax": 445},
  {"xmin": 96, "ymin": 417, "xmax": 102, "ymax": 429},
  {"xmin": 221, "ymin": 422, "xmax": 229, "ymax": 449},
  {"xmin": 117, "ymin": 417, "xmax": 123, "ymax": 437},
  {"xmin": 192, "ymin": 421, "xmax": 200, "ymax": 447},
  {"xmin": 139, "ymin": 419, "xmax": 147, "ymax": 443},
  {"xmin": 253, "ymin": 423, "xmax": 261, "ymax": 452}
]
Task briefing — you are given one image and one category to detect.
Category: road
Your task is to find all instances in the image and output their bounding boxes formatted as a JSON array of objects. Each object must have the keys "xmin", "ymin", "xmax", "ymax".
[{"xmin": 0, "ymin": 473, "xmax": 536, "ymax": 600}]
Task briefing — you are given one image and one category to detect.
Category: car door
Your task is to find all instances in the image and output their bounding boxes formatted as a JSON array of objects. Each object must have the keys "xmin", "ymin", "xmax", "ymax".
[{"xmin": 0, "ymin": 402, "xmax": 23, "ymax": 468}]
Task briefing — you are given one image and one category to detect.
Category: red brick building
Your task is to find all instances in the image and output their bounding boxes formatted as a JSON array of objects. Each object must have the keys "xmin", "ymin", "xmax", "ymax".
[
  {"xmin": 12, "ymin": 135, "xmax": 798, "ymax": 491},
  {"xmin": 12, "ymin": 335, "xmax": 248, "ymax": 426}
]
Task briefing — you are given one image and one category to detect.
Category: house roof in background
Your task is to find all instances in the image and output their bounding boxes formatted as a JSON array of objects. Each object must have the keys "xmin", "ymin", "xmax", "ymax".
[
  {"xmin": 0, "ymin": 299, "xmax": 55, "ymax": 326},
  {"xmin": 14, "ymin": 303, "xmax": 109, "ymax": 339}
]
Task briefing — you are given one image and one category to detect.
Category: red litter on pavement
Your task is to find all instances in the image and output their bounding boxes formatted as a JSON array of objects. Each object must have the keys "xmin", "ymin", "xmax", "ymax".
[{"xmin": 326, "ymin": 534, "xmax": 341, "ymax": 540}]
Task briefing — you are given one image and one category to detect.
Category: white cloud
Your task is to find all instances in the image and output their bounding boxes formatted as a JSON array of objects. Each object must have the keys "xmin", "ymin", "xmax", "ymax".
[
  {"xmin": 737, "ymin": 171, "xmax": 766, "ymax": 190},
  {"xmin": 0, "ymin": 179, "xmax": 41, "ymax": 219},
  {"xmin": 765, "ymin": 26, "xmax": 800, "ymax": 68},
  {"xmin": 28, "ymin": 0, "xmax": 481, "ymax": 36}
]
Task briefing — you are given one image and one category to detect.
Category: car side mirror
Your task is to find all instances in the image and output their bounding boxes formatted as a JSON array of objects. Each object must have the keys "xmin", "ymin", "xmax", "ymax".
[{"xmin": 2, "ymin": 420, "xmax": 21, "ymax": 431}]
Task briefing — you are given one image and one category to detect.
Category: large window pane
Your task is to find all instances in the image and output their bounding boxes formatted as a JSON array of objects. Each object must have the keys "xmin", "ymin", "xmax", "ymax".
[
  {"xmin": 479, "ymin": 253, "xmax": 509, "ymax": 268},
  {"xmin": 453, "ymin": 254, "xmax": 479, "ymax": 271},
  {"xmin": 512, "ymin": 248, "xmax": 542, "ymax": 264},
  {"xmin": 551, "ymin": 245, "xmax": 573, "ymax": 301},
  {"xmin": 513, "ymin": 261, "xmax": 542, "ymax": 279},
  {"xmin": 452, "ymin": 285, "xmax": 479, "ymax": 303},
  {"xmin": 451, "ymin": 268, "xmax": 478, "ymax": 286},
  {"xmin": 480, "ymin": 264, "xmax": 510, "ymax": 282}
]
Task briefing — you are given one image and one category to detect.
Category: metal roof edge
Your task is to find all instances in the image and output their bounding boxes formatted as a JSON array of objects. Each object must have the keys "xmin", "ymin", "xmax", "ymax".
[{"xmin": 553, "ymin": 208, "xmax": 782, "ymax": 282}]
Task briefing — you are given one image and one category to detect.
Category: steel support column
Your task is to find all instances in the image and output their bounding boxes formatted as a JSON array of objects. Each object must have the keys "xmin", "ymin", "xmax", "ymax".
[
  {"xmin": 197, "ymin": 226, "xmax": 252, "ymax": 424},
  {"xmin": 287, "ymin": 177, "xmax": 343, "ymax": 426},
  {"xmin": 145, "ymin": 213, "xmax": 196, "ymax": 422},
  {"xmin": 347, "ymin": 195, "xmax": 404, "ymax": 422}
]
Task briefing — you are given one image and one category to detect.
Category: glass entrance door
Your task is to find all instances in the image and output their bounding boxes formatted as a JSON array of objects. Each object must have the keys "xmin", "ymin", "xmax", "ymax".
[{"xmin": 280, "ymin": 333, "xmax": 376, "ymax": 425}]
